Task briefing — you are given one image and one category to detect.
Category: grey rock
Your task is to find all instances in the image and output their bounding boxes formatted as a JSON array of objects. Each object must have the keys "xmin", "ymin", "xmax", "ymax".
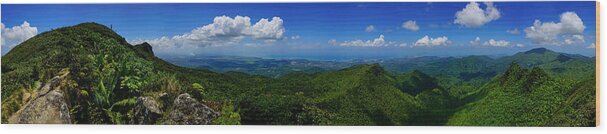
[
  {"xmin": 8, "ymin": 71, "xmax": 71, "ymax": 124},
  {"xmin": 8, "ymin": 89, "xmax": 71, "ymax": 124},
  {"xmin": 131, "ymin": 96, "xmax": 163, "ymax": 124},
  {"xmin": 165, "ymin": 93, "xmax": 219, "ymax": 125}
]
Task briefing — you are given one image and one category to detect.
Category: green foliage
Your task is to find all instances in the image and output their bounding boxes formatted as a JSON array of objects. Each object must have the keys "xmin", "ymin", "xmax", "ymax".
[
  {"xmin": 192, "ymin": 83, "xmax": 206, "ymax": 97},
  {"xmin": 295, "ymin": 101, "xmax": 334, "ymax": 125},
  {"xmin": 300, "ymin": 64, "xmax": 421, "ymax": 125},
  {"xmin": 0, "ymin": 23, "xmax": 154, "ymax": 124},
  {"xmin": 396, "ymin": 70, "xmax": 440, "ymax": 95},
  {"xmin": 212, "ymin": 101, "xmax": 242, "ymax": 125},
  {"xmin": 447, "ymin": 63, "xmax": 595, "ymax": 126}
]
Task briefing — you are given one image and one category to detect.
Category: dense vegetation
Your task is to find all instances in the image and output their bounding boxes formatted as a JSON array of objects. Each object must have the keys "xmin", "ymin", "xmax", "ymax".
[{"xmin": 0, "ymin": 23, "xmax": 596, "ymax": 126}]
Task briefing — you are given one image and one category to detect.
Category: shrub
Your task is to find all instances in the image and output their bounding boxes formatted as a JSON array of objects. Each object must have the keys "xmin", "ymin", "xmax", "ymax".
[{"xmin": 212, "ymin": 101, "xmax": 242, "ymax": 125}]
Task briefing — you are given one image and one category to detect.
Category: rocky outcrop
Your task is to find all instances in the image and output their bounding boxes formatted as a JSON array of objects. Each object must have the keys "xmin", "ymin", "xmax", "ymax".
[
  {"xmin": 134, "ymin": 42, "xmax": 154, "ymax": 56},
  {"xmin": 8, "ymin": 72, "xmax": 71, "ymax": 124},
  {"xmin": 164, "ymin": 93, "xmax": 219, "ymax": 125},
  {"xmin": 131, "ymin": 96, "xmax": 163, "ymax": 124}
]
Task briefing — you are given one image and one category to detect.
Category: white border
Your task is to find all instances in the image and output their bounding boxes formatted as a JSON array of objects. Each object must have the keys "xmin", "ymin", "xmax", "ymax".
[{"xmin": 0, "ymin": 0, "xmax": 604, "ymax": 134}]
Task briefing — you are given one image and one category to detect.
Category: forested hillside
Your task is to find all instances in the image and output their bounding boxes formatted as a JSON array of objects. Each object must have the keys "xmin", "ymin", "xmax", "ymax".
[{"xmin": 0, "ymin": 23, "xmax": 596, "ymax": 126}]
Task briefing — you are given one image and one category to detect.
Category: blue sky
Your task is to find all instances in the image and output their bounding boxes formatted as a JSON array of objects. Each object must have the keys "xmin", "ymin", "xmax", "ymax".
[{"xmin": 1, "ymin": 2, "xmax": 597, "ymax": 60}]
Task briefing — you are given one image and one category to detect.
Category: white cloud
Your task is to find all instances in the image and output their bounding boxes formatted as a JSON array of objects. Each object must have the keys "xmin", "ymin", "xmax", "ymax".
[
  {"xmin": 290, "ymin": 35, "xmax": 301, "ymax": 40},
  {"xmin": 469, "ymin": 36, "xmax": 481, "ymax": 45},
  {"xmin": 413, "ymin": 35, "xmax": 450, "ymax": 47},
  {"xmin": 483, "ymin": 39, "xmax": 511, "ymax": 47},
  {"xmin": 587, "ymin": 43, "xmax": 596, "ymax": 48},
  {"xmin": 328, "ymin": 39, "xmax": 337, "ymax": 45},
  {"xmin": 1, "ymin": 21, "xmax": 38, "ymax": 48},
  {"xmin": 454, "ymin": 2, "xmax": 501, "ymax": 28},
  {"xmin": 402, "ymin": 20, "xmax": 419, "ymax": 31},
  {"xmin": 524, "ymin": 12, "xmax": 586, "ymax": 45},
  {"xmin": 365, "ymin": 25, "xmax": 375, "ymax": 32},
  {"xmin": 564, "ymin": 34, "xmax": 585, "ymax": 45},
  {"xmin": 250, "ymin": 17, "xmax": 285, "ymax": 40},
  {"xmin": 134, "ymin": 15, "xmax": 285, "ymax": 49},
  {"xmin": 480, "ymin": 39, "xmax": 525, "ymax": 47},
  {"xmin": 507, "ymin": 28, "xmax": 520, "ymax": 34},
  {"xmin": 330, "ymin": 35, "xmax": 389, "ymax": 47}
]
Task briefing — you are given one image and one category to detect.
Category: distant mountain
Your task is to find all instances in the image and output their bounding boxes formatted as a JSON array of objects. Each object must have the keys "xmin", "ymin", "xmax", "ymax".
[
  {"xmin": 493, "ymin": 47, "xmax": 595, "ymax": 80},
  {"xmin": 164, "ymin": 55, "xmax": 353, "ymax": 78},
  {"xmin": 165, "ymin": 47, "xmax": 594, "ymax": 90},
  {"xmin": 396, "ymin": 70, "xmax": 440, "ymax": 96}
]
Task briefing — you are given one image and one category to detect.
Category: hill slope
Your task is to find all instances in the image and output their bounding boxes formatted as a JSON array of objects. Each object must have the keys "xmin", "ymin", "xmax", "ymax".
[
  {"xmin": 304, "ymin": 64, "xmax": 421, "ymax": 125},
  {"xmin": 1, "ymin": 23, "xmax": 442, "ymax": 125},
  {"xmin": 0, "ymin": 23, "xmax": 261, "ymax": 124},
  {"xmin": 447, "ymin": 63, "xmax": 596, "ymax": 126}
]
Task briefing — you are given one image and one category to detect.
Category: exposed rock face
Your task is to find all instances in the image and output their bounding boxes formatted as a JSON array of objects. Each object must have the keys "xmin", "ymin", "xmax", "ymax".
[
  {"xmin": 165, "ymin": 93, "xmax": 219, "ymax": 125},
  {"xmin": 131, "ymin": 96, "xmax": 163, "ymax": 124},
  {"xmin": 8, "ymin": 73, "xmax": 71, "ymax": 124},
  {"xmin": 134, "ymin": 42, "xmax": 154, "ymax": 56}
]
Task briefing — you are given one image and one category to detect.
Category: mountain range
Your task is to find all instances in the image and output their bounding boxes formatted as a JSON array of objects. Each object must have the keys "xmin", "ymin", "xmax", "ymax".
[{"xmin": 0, "ymin": 23, "xmax": 596, "ymax": 126}]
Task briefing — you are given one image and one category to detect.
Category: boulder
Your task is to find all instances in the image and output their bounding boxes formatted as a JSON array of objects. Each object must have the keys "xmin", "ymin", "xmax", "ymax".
[
  {"xmin": 165, "ymin": 93, "xmax": 219, "ymax": 125},
  {"xmin": 8, "ymin": 71, "xmax": 71, "ymax": 124},
  {"xmin": 131, "ymin": 96, "xmax": 163, "ymax": 124},
  {"xmin": 8, "ymin": 89, "xmax": 71, "ymax": 124}
]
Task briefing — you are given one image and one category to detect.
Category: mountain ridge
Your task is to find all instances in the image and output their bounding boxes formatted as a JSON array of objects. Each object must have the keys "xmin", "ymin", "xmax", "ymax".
[{"xmin": 0, "ymin": 22, "xmax": 596, "ymax": 126}]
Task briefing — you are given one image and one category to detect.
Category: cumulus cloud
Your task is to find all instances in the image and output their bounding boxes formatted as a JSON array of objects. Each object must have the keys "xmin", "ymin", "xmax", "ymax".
[
  {"xmin": 480, "ymin": 39, "xmax": 525, "ymax": 47},
  {"xmin": 587, "ymin": 43, "xmax": 596, "ymax": 48},
  {"xmin": 365, "ymin": 25, "xmax": 375, "ymax": 32},
  {"xmin": 469, "ymin": 36, "xmax": 481, "ymax": 45},
  {"xmin": 413, "ymin": 35, "xmax": 450, "ymax": 47},
  {"xmin": 483, "ymin": 39, "xmax": 511, "ymax": 47},
  {"xmin": 469, "ymin": 37, "xmax": 524, "ymax": 47},
  {"xmin": 564, "ymin": 34, "xmax": 585, "ymax": 45},
  {"xmin": 330, "ymin": 35, "xmax": 389, "ymax": 47},
  {"xmin": 454, "ymin": 2, "xmax": 501, "ymax": 28},
  {"xmin": 1, "ymin": 21, "xmax": 38, "ymax": 48},
  {"xmin": 134, "ymin": 16, "xmax": 285, "ymax": 49},
  {"xmin": 507, "ymin": 28, "xmax": 520, "ymax": 34},
  {"xmin": 402, "ymin": 20, "xmax": 419, "ymax": 31},
  {"xmin": 250, "ymin": 17, "xmax": 285, "ymax": 40},
  {"xmin": 524, "ymin": 12, "xmax": 586, "ymax": 45}
]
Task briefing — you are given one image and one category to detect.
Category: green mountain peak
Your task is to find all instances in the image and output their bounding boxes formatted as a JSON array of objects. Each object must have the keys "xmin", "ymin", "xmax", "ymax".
[{"xmin": 524, "ymin": 47, "xmax": 553, "ymax": 54}]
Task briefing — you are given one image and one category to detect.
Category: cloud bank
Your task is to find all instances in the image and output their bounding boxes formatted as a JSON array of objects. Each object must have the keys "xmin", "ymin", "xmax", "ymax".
[{"xmin": 329, "ymin": 35, "xmax": 389, "ymax": 47}]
